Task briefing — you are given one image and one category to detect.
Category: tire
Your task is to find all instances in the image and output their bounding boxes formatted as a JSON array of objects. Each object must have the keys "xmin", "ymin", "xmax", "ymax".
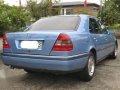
[
  {"xmin": 81, "ymin": 52, "xmax": 95, "ymax": 81},
  {"xmin": 110, "ymin": 44, "xmax": 118, "ymax": 59},
  {"xmin": 24, "ymin": 69, "xmax": 36, "ymax": 73}
]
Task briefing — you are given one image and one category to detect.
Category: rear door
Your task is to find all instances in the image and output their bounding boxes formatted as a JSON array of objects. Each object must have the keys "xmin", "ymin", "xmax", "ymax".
[{"xmin": 89, "ymin": 18, "xmax": 108, "ymax": 60}]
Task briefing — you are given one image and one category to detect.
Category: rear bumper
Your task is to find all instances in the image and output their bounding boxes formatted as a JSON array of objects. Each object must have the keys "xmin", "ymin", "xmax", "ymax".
[{"xmin": 1, "ymin": 53, "xmax": 88, "ymax": 72}]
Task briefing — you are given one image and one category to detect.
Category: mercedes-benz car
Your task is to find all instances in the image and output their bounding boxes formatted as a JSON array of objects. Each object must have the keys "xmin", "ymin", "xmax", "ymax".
[{"xmin": 1, "ymin": 15, "xmax": 118, "ymax": 81}]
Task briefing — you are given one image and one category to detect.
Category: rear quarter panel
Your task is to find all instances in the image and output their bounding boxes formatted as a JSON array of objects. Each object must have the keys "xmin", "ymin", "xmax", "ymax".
[
  {"xmin": 50, "ymin": 32, "xmax": 94, "ymax": 56},
  {"xmin": 50, "ymin": 15, "xmax": 92, "ymax": 56}
]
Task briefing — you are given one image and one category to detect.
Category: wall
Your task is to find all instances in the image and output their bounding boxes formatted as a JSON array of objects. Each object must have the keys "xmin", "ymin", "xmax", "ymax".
[
  {"xmin": 57, "ymin": 5, "xmax": 100, "ymax": 16},
  {"xmin": 73, "ymin": 5, "xmax": 99, "ymax": 16}
]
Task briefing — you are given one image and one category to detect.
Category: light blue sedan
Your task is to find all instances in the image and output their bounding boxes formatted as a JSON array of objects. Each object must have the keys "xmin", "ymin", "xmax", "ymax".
[{"xmin": 1, "ymin": 15, "xmax": 118, "ymax": 81}]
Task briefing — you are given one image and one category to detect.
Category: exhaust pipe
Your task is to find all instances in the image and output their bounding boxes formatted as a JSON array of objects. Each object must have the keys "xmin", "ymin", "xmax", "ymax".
[{"xmin": 10, "ymin": 66, "xmax": 22, "ymax": 69}]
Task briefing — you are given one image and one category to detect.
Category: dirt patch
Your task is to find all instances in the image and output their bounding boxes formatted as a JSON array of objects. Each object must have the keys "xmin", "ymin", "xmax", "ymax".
[{"xmin": 115, "ymin": 31, "xmax": 120, "ymax": 38}]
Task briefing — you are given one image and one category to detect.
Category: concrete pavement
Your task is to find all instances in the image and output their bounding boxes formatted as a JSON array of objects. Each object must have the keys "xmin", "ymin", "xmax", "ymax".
[{"xmin": 0, "ymin": 39, "xmax": 120, "ymax": 90}]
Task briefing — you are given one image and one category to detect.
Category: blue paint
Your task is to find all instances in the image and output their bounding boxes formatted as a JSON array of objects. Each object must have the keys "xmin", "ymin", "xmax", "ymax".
[{"xmin": 2, "ymin": 15, "xmax": 117, "ymax": 72}]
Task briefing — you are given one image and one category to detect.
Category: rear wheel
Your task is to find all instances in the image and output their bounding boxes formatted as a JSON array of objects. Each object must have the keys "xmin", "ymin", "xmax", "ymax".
[{"xmin": 81, "ymin": 52, "xmax": 95, "ymax": 81}]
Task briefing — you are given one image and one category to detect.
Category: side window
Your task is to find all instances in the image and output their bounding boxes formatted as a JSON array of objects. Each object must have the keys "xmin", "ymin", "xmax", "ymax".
[
  {"xmin": 99, "ymin": 20, "xmax": 108, "ymax": 34},
  {"xmin": 89, "ymin": 21, "xmax": 94, "ymax": 33},
  {"xmin": 89, "ymin": 18, "xmax": 102, "ymax": 34}
]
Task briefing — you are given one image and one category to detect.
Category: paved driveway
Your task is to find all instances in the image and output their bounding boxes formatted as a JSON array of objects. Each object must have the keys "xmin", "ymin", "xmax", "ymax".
[{"xmin": 0, "ymin": 39, "xmax": 120, "ymax": 90}]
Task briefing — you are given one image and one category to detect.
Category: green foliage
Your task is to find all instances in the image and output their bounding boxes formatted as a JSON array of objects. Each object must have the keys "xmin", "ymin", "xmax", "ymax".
[
  {"xmin": 0, "ymin": 0, "xmax": 60, "ymax": 36},
  {"xmin": 26, "ymin": 0, "xmax": 60, "ymax": 20},
  {"xmin": 0, "ymin": 2, "xmax": 30, "ymax": 35},
  {"xmin": 108, "ymin": 24, "xmax": 120, "ymax": 30},
  {"xmin": 99, "ymin": 0, "xmax": 120, "ymax": 25}
]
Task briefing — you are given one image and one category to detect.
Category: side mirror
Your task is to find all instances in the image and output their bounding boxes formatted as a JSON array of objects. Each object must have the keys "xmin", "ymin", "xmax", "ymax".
[{"xmin": 101, "ymin": 25, "xmax": 105, "ymax": 29}]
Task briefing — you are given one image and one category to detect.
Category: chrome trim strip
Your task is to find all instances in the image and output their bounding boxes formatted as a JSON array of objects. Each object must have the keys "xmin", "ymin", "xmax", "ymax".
[{"xmin": 2, "ymin": 53, "xmax": 88, "ymax": 60}]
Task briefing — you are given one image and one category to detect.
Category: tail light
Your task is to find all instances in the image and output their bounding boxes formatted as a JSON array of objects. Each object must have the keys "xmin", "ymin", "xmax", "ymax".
[
  {"xmin": 52, "ymin": 33, "xmax": 73, "ymax": 51},
  {"xmin": 2, "ymin": 35, "xmax": 10, "ymax": 48}
]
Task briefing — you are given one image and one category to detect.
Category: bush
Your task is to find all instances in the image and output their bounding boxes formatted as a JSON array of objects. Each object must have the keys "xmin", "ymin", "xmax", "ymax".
[
  {"xmin": 108, "ymin": 24, "xmax": 120, "ymax": 30},
  {"xmin": 0, "ymin": 2, "xmax": 30, "ymax": 34},
  {"xmin": 0, "ymin": 31, "xmax": 3, "ymax": 37}
]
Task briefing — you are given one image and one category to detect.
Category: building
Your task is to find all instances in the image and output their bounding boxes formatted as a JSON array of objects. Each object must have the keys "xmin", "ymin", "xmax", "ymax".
[{"xmin": 53, "ymin": 1, "xmax": 100, "ymax": 16}]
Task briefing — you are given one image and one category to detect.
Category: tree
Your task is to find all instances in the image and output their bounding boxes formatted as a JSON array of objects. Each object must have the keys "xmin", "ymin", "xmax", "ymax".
[
  {"xmin": 26, "ymin": 0, "xmax": 60, "ymax": 20},
  {"xmin": 0, "ymin": 2, "xmax": 30, "ymax": 36},
  {"xmin": 99, "ymin": 0, "xmax": 120, "ymax": 25},
  {"xmin": 0, "ymin": 0, "xmax": 61, "ymax": 36}
]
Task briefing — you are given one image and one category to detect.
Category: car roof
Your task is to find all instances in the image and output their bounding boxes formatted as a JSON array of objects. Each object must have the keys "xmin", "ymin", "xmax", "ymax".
[
  {"xmin": 41, "ymin": 14, "xmax": 98, "ymax": 20},
  {"xmin": 54, "ymin": 14, "xmax": 98, "ymax": 20}
]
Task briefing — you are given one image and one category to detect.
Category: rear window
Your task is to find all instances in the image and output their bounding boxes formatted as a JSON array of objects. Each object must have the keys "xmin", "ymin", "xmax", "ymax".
[{"xmin": 26, "ymin": 16, "xmax": 80, "ymax": 31}]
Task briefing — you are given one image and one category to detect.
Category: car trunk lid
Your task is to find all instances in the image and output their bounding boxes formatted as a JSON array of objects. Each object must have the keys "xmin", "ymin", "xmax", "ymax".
[{"xmin": 6, "ymin": 32, "xmax": 60, "ymax": 55}]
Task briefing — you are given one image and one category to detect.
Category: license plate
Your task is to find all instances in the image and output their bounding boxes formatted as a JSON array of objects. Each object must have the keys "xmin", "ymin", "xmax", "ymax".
[{"xmin": 20, "ymin": 41, "xmax": 42, "ymax": 49}]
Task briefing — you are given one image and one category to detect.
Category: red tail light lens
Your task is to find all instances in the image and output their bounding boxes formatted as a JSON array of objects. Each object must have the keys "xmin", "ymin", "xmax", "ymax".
[
  {"xmin": 52, "ymin": 33, "xmax": 73, "ymax": 51},
  {"xmin": 2, "ymin": 35, "xmax": 10, "ymax": 48}
]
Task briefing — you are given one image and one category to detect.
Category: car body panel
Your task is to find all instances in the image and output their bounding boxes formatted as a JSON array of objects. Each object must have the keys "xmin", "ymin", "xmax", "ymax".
[
  {"xmin": 1, "ymin": 14, "xmax": 117, "ymax": 72},
  {"xmin": 2, "ymin": 53, "xmax": 88, "ymax": 72},
  {"xmin": 6, "ymin": 32, "xmax": 61, "ymax": 55}
]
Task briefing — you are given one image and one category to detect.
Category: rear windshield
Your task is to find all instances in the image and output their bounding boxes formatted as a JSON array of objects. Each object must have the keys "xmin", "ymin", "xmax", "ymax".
[{"xmin": 26, "ymin": 16, "xmax": 80, "ymax": 31}]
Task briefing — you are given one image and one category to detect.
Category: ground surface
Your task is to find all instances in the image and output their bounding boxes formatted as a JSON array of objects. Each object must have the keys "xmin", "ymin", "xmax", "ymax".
[
  {"xmin": 0, "ymin": 39, "xmax": 120, "ymax": 90},
  {"xmin": 0, "ymin": 38, "xmax": 2, "ymax": 53}
]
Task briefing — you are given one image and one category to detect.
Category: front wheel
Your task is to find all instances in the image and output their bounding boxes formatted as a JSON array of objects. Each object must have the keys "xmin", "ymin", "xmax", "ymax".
[
  {"xmin": 24, "ymin": 69, "xmax": 37, "ymax": 74},
  {"xmin": 81, "ymin": 52, "xmax": 95, "ymax": 81},
  {"xmin": 110, "ymin": 44, "xmax": 118, "ymax": 59}
]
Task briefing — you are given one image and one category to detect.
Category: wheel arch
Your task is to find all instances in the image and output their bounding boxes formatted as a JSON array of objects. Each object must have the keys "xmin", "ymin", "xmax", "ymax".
[
  {"xmin": 90, "ymin": 48, "xmax": 97, "ymax": 64},
  {"xmin": 115, "ymin": 40, "xmax": 118, "ymax": 49}
]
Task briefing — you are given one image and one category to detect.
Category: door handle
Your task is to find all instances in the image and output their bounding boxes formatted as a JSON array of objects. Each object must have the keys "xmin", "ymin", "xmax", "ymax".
[
  {"xmin": 105, "ymin": 38, "xmax": 108, "ymax": 40},
  {"xmin": 93, "ymin": 38, "xmax": 98, "ymax": 41},
  {"xmin": 104, "ymin": 37, "xmax": 108, "ymax": 40},
  {"xmin": 93, "ymin": 37, "xmax": 97, "ymax": 40}
]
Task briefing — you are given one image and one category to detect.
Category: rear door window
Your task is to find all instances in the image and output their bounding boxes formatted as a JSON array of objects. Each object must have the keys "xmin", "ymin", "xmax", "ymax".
[{"xmin": 89, "ymin": 18, "xmax": 102, "ymax": 34}]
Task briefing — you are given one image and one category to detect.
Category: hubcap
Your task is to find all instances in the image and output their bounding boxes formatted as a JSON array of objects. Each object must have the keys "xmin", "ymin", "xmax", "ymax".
[{"xmin": 88, "ymin": 56, "xmax": 95, "ymax": 76}]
